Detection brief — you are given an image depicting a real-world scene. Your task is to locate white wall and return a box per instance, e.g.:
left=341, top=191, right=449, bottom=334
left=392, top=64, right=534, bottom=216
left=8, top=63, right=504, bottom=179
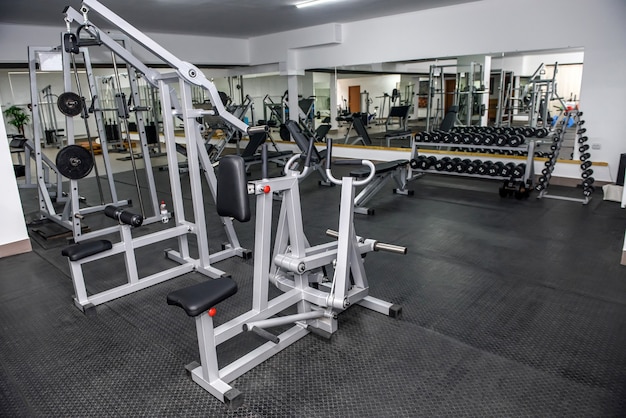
left=0, top=109, right=31, bottom=256
left=0, top=23, right=249, bottom=66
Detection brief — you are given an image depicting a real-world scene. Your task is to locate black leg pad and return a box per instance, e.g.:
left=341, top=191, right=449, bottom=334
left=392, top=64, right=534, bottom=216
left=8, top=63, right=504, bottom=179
left=61, top=240, right=112, bottom=261
left=167, top=278, right=238, bottom=317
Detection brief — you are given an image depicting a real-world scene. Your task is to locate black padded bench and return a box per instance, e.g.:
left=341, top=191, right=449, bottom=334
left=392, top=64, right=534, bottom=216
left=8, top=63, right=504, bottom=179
left=62, top=239, right=112, bottom=262
left=350, top=160, right=409, bottom=178
left=167, top=278, right=238, bottom=317
left=239, top=131, right=292, bottom=171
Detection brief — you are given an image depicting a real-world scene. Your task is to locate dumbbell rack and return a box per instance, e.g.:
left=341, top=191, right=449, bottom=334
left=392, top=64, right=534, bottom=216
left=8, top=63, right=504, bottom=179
left=408, top=138, right=537, bottom=196
left=536, top=110, right=592, bottom=204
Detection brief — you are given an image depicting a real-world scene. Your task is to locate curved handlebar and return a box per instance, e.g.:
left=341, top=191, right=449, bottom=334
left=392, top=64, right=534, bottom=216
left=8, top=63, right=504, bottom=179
left=283, top=153, right=314, bottom=179
left=325, top=138, right=376, bottom=186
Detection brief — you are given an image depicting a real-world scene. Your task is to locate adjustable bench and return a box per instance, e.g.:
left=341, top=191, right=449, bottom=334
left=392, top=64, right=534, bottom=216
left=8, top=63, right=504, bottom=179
left=350, top=160, right=413, bottom=215
left=347, top=117, right=414, bottom=214
left=383, top=105, right=413, bottom=146
left=284, top=120, right=331, bottom=185
left=239, top=131, right=293, bottom=172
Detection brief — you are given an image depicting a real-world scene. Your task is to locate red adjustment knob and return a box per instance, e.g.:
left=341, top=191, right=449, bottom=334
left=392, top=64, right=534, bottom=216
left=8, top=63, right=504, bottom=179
left=208, top=307, right=217, bottom=317
left=263, top=185, right=271, bottom=194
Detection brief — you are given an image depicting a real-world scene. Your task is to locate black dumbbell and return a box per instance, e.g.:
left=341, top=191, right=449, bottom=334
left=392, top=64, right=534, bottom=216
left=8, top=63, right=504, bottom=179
left=454, top=158, right=472, bottom=173
left=483, top=134, right=496, bottom=146
left=434, top=157, right=449, bottom=171
left=582, top=177, right=595, bottom=188
left=536, top=128, right=549, bottom=138
left=512, top=163, right=526, bottom=178
left=488, top=162, right=504, bottom=176
left=579, top=144, right=590, bottom=153
left=535, top=184, right=545, bottom=192
left=495, top=135, right=508, bottom=147
left=578, top=128, right=587, bottom=134
left=466, top=159, right=482, bottom=174
left=577, top=119, right=585, bottom=126
left=550, top=143, right=560, bottom=151
left=445, top=158, right=460, bottom=172
left=541, top=167, right=554, bottom=176
left=499, top=162, right=516, bottom=177
left=577, top=136, right=588, bottom=144
left=580, top=161, right=592, bottom=170
left=477, top=160, right=493, bottom=175
left=583, top=186, right=595, bottom=197
left=580, top=153, right=591, bottom=162
left=508, top=134, right=524, bottom=147
left=581, top=169, right=593, bottom=179
left=471, top=135, right=484, bottom=146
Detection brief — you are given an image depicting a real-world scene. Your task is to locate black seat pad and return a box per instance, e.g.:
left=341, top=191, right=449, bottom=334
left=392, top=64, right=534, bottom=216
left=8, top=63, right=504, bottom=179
left=350, top=159, right=408, bottom=178
left=242, top=150, right=292, bottom=162
left=384, top=130, right=412, bottom=138
left=61, top=240, right=112, bottom=262
left=167, top=278, right=238, bottom=317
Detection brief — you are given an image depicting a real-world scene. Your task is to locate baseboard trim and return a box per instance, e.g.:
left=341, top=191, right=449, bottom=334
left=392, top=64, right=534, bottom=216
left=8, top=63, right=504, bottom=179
left=0, top=239, right=32, bottom=258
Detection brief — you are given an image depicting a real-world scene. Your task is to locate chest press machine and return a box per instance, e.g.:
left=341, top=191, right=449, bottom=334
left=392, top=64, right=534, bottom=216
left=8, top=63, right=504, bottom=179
left=167, top=140, right=407, bottom=408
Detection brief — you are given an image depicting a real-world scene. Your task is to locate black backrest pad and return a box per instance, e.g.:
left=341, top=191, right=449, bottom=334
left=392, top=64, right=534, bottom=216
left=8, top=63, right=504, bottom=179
left=241, top=131, right=267, bottom=157
left=439, top=105, right=458, bottom=132
left=388, top=105, right=411, bottom=118
left=351, top=116, right=373, bottom=146
left=217, top=155, right=251, bottom=222
left=285, top=120, right=321, bottom=161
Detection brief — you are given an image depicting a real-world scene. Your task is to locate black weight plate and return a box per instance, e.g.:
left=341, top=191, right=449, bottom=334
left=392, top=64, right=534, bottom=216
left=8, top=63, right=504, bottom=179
left=57, top=92, right=83, bottom=117
left=56, top=145, right=94, bottom=179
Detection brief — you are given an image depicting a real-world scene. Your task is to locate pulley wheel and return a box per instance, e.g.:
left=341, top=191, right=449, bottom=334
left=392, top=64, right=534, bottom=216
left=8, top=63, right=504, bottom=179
left=57, top=92, right=83, bottom=117
left=56, top=145, right=94, bottom=179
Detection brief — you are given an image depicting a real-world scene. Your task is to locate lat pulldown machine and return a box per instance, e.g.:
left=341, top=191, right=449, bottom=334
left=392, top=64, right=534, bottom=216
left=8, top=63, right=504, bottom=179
left=168, top=141, right=407, bottom=407
left=59, top=0, right=254, bottom=311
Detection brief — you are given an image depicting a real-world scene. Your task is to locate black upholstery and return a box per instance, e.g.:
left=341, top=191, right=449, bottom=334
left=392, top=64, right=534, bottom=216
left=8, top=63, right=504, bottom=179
left=384, top=130, right=412, bottom=139
left=351, top=117, right=373, bottom=146
left=167, top=278, right=238, bottom=317
left=217, top=155, right=251, bottom=223
left=241, top=132, right=267, bottom=158
left=439, top=105, right=458, bottom=132
left=388, top=105, right=411, bottom=118
left=314, top=124, right=331, bottom=142
left=61, top=240, right=112, bottom=262
left=284, top=120, right=325, bottom=163
left=350, top=160, right=409, bottom=178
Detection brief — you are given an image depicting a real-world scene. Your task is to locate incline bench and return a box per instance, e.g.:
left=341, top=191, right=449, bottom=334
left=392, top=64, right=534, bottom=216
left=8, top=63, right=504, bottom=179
left=383, top=105, right=413, bottom=147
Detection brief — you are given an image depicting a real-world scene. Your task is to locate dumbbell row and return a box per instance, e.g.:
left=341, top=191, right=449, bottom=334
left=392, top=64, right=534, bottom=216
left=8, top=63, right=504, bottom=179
left=416, top=130, right=527, bottom=147
left=451, top=126, right=550, bottom=138
left=410, top=156, right=526, bottom=178
left=574, top=118, right=593, bottom=186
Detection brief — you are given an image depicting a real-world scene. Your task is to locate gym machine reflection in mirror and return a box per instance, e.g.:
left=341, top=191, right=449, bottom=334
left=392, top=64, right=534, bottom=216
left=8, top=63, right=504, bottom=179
left=167, top=140, right=406, bottom=407
left=59, top=0, right=251, bottom=311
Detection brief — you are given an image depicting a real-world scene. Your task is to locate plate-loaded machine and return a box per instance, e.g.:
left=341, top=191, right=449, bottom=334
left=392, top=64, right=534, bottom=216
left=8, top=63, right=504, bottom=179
left=59, top=1, right=252, bottom=311
left=167, top=140, right=407, bottom=407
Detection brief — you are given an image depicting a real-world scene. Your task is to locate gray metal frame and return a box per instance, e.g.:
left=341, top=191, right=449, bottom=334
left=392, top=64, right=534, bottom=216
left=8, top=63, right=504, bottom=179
left=184, top=156, right=403, bottom=405
left=61, top=0, right=250, bottom=311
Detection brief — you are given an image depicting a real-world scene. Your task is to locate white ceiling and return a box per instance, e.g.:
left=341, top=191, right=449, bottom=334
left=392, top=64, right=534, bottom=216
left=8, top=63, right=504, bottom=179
left=0, top=0, right=479, bottom=38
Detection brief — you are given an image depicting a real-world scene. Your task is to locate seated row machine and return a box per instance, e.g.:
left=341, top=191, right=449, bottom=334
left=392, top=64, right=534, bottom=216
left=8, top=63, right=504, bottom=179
left=167, top=141, right=407, bottom=407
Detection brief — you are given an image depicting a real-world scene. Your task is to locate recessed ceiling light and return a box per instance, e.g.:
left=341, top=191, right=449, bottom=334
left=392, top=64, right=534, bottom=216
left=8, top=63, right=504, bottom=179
left=296, top=0, right=339, bottom=9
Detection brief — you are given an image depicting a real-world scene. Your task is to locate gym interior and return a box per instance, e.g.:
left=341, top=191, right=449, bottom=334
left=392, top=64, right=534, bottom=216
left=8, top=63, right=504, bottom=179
left=1, top=0, right=625, bottom=416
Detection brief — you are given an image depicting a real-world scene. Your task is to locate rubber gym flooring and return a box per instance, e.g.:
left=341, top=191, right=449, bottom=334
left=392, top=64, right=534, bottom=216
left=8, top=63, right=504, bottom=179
left=1, top=162, right=626, bottom=417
